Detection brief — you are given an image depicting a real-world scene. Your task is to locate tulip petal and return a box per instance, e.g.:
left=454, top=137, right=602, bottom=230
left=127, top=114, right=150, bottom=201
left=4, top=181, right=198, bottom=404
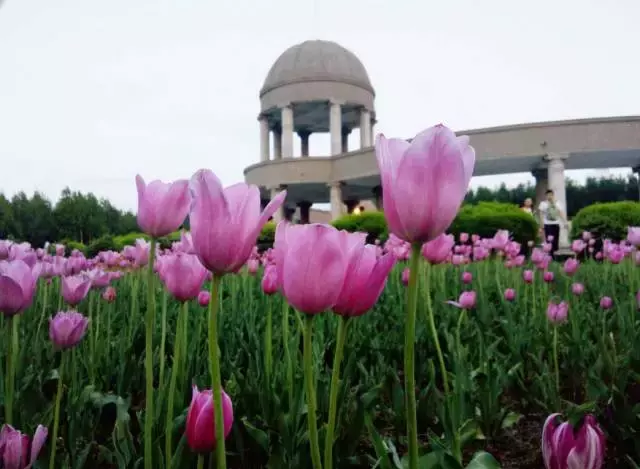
left=27, top=425, right=48, bottom=467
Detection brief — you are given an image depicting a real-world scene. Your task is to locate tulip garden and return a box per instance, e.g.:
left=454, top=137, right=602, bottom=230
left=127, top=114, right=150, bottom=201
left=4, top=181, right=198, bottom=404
left=1, top=126, right=639, bottom=469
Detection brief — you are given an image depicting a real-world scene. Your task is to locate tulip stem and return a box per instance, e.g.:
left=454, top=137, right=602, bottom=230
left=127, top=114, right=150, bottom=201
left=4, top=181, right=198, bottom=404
left=282, top=298, right=293, bottom=407
left=159, top=289, right=168, bottom=392
left=5, top=315, right=19, bottom=425
left=265, top=295, right=273, bottom=386
left=553, top=326, right=560, bottom=402
left=324, top=315, right=351, bottom=469
left=208, top=275, right=227, bottom=469
left=144, top=238, right=157, bottom=469
left=424, top=261, right=457, bottom=459
left=404, top=244, right=422, bottom=469
left=197, top=454, right=205, bottom=469
left=303, top=314, right=323, bottom=469
left=165, top=301, right=187, bottom=465
left=49, top=352, right=67, bottom=469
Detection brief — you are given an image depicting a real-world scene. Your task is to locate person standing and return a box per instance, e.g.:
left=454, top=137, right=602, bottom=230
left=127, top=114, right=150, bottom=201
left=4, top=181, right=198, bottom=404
left=538, top=189, right=568, bottom=255
left=521, top=197, right=534, bottom=214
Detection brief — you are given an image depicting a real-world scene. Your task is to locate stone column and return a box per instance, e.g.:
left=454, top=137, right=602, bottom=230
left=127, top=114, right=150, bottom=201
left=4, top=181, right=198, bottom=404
left=633, top=166, right=640, bottom=201
left=269, top=186, right=286, bottom=223
left=359, top=109, right=372, bottom=148
left=344, top=199, right=359, bottom=214
left=298, top=201, right=312, bottom=224
left=328, top=182, right=344, bottom=220
left=532, top=168, right=549, bottom=209
left=372, top=185, right=383, bottom=210
left=281, top=105, right=294, bottom=158
left=341, top=127, right=351, bottom=153
left=299, top=130, right=310, bottom=157
left=272, top=127, right=282, bottom=160
left=545, top=153, right=569, bottom=248
left=259, top=116, right=270, bottom=162
left=329, top=100, right=342, bottom=155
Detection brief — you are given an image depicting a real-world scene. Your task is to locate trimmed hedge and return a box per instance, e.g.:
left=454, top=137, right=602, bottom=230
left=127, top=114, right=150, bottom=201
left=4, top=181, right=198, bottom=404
left=570, top=201, right=640, bottom=241
left=331, top=211, right=388, bottom=244
left=331, top=202, right=538, bottom=246
left=258, top=222, right=276, bottom=252
left=449, top=202, right=538, bottom=246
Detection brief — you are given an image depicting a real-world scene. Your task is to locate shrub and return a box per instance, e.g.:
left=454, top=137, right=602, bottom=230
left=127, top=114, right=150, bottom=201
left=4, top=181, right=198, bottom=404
left=571, top=201, right=640, bottom=241
left=331, top=211, right=388, bottom=244
left=57, top=239, right=87, bottom=256
left=449, top=202, right=538, bottom=246
left=113, top=232, right=150, bottom=250
left=258, top=222, right=276, bottom=251
left=86, top=235, right=119, bottom=258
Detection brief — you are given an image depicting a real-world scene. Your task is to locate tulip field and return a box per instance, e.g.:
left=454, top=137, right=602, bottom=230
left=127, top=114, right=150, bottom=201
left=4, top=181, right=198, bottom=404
left=1, top=230, right=640, bottom=469
left=1, top=128, right=640, bottom=469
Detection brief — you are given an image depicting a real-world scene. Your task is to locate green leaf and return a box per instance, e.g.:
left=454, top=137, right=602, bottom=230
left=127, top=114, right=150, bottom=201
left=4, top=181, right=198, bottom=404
left=241, top=417, right=270, bottom=453
left=466, top=451, right=501, bottom=469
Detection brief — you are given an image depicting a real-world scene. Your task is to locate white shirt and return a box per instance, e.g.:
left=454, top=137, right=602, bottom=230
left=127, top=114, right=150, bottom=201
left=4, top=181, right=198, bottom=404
left=538, top=200, right=563, bottom=225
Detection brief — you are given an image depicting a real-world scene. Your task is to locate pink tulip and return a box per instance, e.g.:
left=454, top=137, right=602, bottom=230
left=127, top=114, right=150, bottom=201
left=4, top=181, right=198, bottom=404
left=261, top=264, right=278, bottom=295
left=523, top=270, right=534, bottom=284
left=247, top=258, right=259, bottom=275
left=189, top=169, right=285, bottom=274
left=491, top=230, right=510, bottom=251
left=571, top=240, right=586, bottom=254
left=459, top=232, right=469, bottom=243
left=0, top=240, right=12, bottom=260
left=563, top=259, right=579, bottom=276
left=401, top=267, right=410, bottom=286
left=102, top=286, right=116, bottom=303
left=461, top=271, right=473, bottom=284
left=421, top=233, right=455, bottom=264
left=158, top=253, right=208, bottom=302
left=571, top=283, right=584, bottom=296
left=599, top=296, right=613, bottom=310
left=197, top=290, right=210, bottom=307
left=504, top=288, right=516, bottom=301
left=185, top=385, right=233, bottom=453
left=62, top=274, right=92, bottom=307
left=135, top=175, right=190, bottom=238
left=85, top=268, right=111, bottom=289
left=274, top=224, right=362, bottom=315
left=0, top=260, right=38, bottom=316
left=544, top=271, right=555, bottom=283
left=448, top=291, right=476, bottom=309
left=0, top=423, right=48, bottom=469
left=627, top=226, right=640, bottom=246
left=332, top=242, right=396, bottom=317
left=374, top=125, right=475, bottom=243
left=49, top=311, right=89, bottom=350
left=547, top=301, right=569, bottom=324
left=542, top=413, right=605, bottom=469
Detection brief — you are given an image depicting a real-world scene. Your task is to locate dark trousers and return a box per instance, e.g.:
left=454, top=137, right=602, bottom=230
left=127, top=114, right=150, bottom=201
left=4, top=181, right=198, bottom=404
left=544, top=224, right=561, bottom=254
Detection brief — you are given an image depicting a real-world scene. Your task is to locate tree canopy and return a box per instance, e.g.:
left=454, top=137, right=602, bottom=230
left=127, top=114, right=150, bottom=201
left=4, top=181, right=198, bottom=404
left=0, top=174, right=638, bottom=247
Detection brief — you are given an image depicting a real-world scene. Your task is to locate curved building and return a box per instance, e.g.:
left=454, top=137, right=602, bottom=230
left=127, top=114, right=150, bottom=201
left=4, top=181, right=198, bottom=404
left=246, top=39, right=640, bottom=240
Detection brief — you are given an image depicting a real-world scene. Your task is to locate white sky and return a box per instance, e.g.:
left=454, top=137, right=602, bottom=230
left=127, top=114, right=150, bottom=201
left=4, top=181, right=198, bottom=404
left=1, top=0, right=638, bottom=212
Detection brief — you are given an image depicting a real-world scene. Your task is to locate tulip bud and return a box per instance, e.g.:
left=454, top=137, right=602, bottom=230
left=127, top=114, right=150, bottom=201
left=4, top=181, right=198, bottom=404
left=523, top=270, right=534, bottom=284
left=261, top=264, right=278, bottom=295
left=461, top=271, right=473, bottom=284
left=546, top=301, right=569, bottom=324
left=102, top=286, right=116, bottom=303
left=185, top=385, right=234, bottom=453
left=599, top=296, right=613, bottom=310
left=504, top=288, right=516, bottom=302
left=197, top=290, right=210, bottom=307
left=571, top=282, right=585, bottom=296
left=401, top=267, right=410, bottom=286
